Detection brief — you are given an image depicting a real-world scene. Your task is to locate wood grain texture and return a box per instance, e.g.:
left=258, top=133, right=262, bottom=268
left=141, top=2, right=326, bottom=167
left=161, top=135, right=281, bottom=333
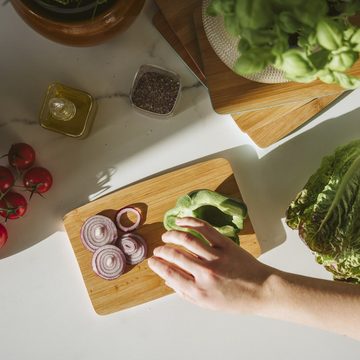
left=153, top=2, right=344, bottom=147
left=154, top=0, right=203, bottom=69
left=63, top=158, right=260, bottom=315
left=152, top=11, right=206, bottom=83
left=232, top=94, right=342, bottom=147
left=193, top=6, right=350, bottom=114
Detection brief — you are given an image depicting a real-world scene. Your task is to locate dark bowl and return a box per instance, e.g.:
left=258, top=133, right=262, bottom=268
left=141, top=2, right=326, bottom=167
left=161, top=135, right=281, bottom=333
left=10, top=0, right=145, bottom=46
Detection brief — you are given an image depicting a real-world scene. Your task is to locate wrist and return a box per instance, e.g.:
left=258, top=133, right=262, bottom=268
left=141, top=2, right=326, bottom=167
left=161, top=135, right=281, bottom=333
left=254, top=267, right=287, bottom=318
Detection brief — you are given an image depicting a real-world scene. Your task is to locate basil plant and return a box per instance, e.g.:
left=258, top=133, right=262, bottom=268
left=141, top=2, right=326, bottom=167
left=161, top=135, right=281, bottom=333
left=208, top=0, right=360, bottom=89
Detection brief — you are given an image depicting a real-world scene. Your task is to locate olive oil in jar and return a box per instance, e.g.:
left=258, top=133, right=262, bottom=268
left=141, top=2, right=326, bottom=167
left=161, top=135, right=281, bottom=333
left=39, top=83, right=97, bottom=139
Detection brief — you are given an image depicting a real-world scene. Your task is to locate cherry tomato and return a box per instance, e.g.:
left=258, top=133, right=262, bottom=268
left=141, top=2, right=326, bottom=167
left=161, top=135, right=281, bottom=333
left=0, top=224, right=8, bottom=249
left=8, top=143, right=36, bottom=170
left=23, top=167, right=53, bottom=196
left=0, top=166, right=15, bottom=193
left=0, top=192, right=27, bottom=220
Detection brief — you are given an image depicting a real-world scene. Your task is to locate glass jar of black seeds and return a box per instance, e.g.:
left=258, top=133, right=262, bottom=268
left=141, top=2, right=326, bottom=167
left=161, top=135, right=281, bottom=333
left=130, top=64, right=181, bottom=118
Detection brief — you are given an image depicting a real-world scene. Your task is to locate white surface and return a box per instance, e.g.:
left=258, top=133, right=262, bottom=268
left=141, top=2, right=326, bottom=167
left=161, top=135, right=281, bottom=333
left=0, top=1, right=359, bottom=359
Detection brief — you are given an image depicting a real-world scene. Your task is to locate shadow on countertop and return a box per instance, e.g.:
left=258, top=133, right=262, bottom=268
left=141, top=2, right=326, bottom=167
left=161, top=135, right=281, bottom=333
left=0, top=0, right=209, bottom=259
left=1, top=105, right=360, bottom=259
left=212, top=106, right=360, bottom=254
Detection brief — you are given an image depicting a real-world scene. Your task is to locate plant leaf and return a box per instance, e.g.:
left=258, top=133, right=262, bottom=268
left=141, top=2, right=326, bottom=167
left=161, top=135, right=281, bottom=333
left=316, top=18, right=344, bottom=50
left=327, top=51, right=359, bottom=72
left=286, top=140, right=360, bottom=282
left=235, top=0, right=273, bottom=30
left=234, top=48, right=273, bottom=74
left=277, top=49, right=316, bottom=77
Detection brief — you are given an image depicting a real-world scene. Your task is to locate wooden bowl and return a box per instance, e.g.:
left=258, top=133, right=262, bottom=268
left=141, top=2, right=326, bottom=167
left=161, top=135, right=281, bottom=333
left=10, top=0, right=145, bottom=46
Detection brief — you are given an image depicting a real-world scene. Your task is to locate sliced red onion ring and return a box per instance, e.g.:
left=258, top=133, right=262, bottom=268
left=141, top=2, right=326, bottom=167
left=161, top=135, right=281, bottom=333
left=80, top=215, right=118, bottom=252
left=116, top=207, right=142, bottom=232
left=117, top=233, right=147, bottom=265
left=92, top=245, right=126, bottom=280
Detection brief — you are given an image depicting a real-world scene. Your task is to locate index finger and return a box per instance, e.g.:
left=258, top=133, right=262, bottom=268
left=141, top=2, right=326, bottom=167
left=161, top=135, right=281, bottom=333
left=175, top=217, right=232, bottom=248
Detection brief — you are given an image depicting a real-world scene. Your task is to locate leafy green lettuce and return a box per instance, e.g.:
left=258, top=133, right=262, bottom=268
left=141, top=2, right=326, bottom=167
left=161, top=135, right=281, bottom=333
left=286, top=139, right=360, bottom=283
left=163, top=189, right=247, bottom=244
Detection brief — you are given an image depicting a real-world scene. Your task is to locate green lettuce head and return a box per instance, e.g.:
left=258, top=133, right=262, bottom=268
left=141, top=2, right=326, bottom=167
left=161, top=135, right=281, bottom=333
left=286, top=139, right=360, bottom=283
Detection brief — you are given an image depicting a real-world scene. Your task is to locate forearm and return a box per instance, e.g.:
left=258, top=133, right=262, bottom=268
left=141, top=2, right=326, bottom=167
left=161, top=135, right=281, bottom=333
left=259, top=269, right=360, bottom=340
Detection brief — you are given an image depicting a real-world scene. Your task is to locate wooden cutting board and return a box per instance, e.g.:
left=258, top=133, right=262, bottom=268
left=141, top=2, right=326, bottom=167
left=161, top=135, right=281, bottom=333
left=63, top=158, right=260, bottom=315
left=153, top=11, right=206, bottom=84
left=153, top=2, right=343, bottom=147
left=154, top=0, right=203, bottom=74
left=231, top=93, right=342, bottom=147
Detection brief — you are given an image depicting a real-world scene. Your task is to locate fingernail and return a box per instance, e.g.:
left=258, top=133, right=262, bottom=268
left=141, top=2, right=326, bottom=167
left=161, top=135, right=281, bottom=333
left=147, top=257, right=156, bottom=268
left=175, top=217, right=185, bottom=225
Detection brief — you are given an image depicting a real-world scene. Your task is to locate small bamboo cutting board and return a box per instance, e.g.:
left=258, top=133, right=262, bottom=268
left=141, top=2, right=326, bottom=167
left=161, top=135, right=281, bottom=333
left=63, top=158, right=260, bottom=315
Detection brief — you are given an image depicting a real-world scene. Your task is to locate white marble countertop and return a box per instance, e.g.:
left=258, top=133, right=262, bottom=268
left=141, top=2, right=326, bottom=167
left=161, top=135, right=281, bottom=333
left=0, top=1, right=360, bottom=359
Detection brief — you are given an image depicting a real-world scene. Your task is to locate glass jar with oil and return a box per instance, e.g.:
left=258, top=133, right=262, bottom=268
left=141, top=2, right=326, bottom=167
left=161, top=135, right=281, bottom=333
left=39, top=83, right=97, bottom=139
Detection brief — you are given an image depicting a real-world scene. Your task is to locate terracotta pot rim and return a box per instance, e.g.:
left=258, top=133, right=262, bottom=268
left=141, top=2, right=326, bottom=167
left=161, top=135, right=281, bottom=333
left=17, top=0, right=137, bottom=26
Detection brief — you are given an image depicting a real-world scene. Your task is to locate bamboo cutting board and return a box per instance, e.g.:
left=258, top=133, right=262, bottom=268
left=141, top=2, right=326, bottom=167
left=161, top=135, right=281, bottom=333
left=153, top=2, right=343, bottom=147
left=153, top=11, right=206, bottom=84
left=63, top=158, right=260, bottom=315
left=154, top=0, right=203, bottom=73
left=231, top=94, right=342, bottom=147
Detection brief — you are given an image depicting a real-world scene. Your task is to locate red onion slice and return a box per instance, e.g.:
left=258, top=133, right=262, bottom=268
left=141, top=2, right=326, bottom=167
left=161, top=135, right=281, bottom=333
left=117, top=233, right=147, bottom=265
left=92, top=245, right=126, bottom=280
left=80, top=215, right=118, bottom=252
left=116, top=207, right=142, bottom=232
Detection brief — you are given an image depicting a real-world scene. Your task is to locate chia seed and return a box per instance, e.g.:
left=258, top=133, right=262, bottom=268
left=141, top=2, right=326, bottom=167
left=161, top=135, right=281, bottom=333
left=131, top=71, right=180, bottom=115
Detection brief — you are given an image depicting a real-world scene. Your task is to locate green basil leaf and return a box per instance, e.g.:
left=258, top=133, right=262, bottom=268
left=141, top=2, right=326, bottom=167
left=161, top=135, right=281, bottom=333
left=224, top=15, right=241, bottom=36
left=316, top=18, right=344, bottom=50
left=206, top=0, right=223, bottom=16
left=344, top=27, right=356, bottom=41
left=271, top=37, right=290, bottom=57
left=207, top=0, right=235, bottom=16
left=278, top=49, right=316, bottom=77
left=293, top=0, right=328, bottom=27
left=285, top=73, right=318, bottom=83
left=235, top=0, right=273, bottom=30
left=332, top=71, right=360, bottom=89
left=328, top=51, right=359, bottom=72
left=309, top=49, right=331, bottom=69
left=317, top=69, right=336, bottom=84
left=272, top=0, right=303, bottom=12
left=277, top=12, right=300, bottom=34
left=350, top=28, right=360, bottom=46
left=234, top=48, right=273, bottom=75
left=221, top=0, right=236, bottom=14
left=238, top=38, right=250, bottom=53
left=298, top=31, right=318, bottom=52
left=241, top=28, right=276, bottom=46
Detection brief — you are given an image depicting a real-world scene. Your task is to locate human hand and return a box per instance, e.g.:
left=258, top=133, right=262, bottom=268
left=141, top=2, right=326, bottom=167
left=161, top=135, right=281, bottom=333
left=148, top=217, right=274, bottom=314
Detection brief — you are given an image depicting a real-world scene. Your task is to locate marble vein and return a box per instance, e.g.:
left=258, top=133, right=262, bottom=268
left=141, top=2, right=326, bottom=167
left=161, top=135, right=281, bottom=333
left=182, top=81, right=203, bottom=92
left=95, top=91, right=129, bottom=101
left=0, top=118, right=38, bottom=128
